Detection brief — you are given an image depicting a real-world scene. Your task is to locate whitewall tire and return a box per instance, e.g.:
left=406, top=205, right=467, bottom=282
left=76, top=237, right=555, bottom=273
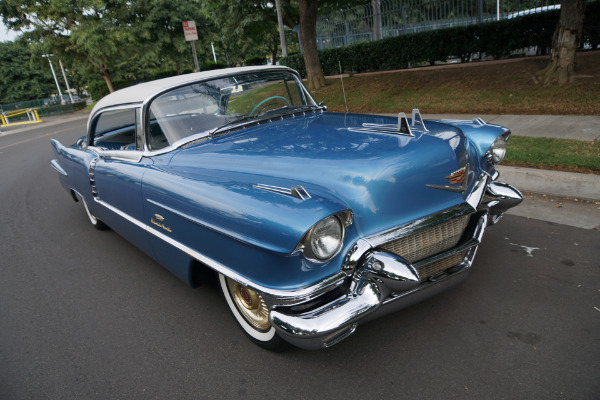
left=218, top=274, right=290, bottom=351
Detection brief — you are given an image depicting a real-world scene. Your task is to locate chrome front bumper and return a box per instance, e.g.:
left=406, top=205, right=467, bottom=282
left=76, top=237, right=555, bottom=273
left=269, top=179, right=522, bottom=350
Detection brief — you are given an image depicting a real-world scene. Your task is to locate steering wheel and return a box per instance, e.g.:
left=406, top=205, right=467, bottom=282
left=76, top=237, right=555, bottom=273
left=249, top=96, right=290, bottom=116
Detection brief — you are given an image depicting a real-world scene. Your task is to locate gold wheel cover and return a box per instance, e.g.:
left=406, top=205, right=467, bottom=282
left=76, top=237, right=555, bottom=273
left=226, top=278, right=271, bottom=331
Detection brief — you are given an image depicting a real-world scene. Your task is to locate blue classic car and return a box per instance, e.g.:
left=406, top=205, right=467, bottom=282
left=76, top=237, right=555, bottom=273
left=51, top=66, right=522, bottom=350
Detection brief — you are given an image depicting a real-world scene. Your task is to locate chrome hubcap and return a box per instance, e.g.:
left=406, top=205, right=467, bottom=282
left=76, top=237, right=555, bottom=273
left=226, top=278, right=270, bottom=331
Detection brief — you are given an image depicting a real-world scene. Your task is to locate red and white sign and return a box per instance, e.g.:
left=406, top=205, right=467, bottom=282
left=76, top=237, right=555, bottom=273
left=182, top=20, right=198, bottom=42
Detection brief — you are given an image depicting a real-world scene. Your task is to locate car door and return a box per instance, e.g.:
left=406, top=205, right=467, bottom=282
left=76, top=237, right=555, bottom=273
left=88, top=107, right=154, bottom=255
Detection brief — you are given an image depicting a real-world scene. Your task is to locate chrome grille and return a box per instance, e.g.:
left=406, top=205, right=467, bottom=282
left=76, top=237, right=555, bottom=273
left=417, top=252, right=466, bottom=282
left=380, top=215, right=470, bottom=263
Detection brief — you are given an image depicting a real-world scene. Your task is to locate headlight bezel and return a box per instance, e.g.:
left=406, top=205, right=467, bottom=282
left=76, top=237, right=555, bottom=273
left=296, top=211, right=352, bottom=262
left=484, top=131, right=511, bottom=165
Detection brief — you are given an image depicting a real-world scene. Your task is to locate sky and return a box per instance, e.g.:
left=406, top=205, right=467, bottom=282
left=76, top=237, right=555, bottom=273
left=0, top=20, right=18, bottom=42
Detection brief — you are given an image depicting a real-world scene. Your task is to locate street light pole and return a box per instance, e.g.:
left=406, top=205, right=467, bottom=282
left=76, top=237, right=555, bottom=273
left=42, top=54, right=63, bottom=102
left=275, top=0, right=288, bottom=58
left=59, top=59, right=74, bottom=103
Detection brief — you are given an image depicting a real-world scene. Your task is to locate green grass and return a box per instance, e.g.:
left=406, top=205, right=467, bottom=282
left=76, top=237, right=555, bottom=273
left=308, top=52, right=600, bottom=173
left=505, top=136, right=600, bottom=174
left=311, top=52, right=600, bottom=116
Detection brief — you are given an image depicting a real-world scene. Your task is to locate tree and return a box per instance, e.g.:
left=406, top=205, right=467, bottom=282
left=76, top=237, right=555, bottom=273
left=538, top=0, right=587, bottom=85
left=0, top=0, right=211, bottom=93
left=0, top=0, right=141, bottom=93
left=298, top=0, right=368, bottom=90
left=0, top=41, right=56, bottom=103
left=204, top=0, right=299, bottom=65
left=131, top=0, right=208, bottom=75
left=299, top=0, right=326, bottom=90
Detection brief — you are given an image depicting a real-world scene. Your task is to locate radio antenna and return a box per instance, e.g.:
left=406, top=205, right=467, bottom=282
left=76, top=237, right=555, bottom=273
left=339, top=61, right=349, bottom=114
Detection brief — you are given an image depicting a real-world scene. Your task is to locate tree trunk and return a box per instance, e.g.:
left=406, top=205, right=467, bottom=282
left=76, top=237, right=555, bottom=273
left=299, top=0, right=326, bottom=90
left=87, top=56, right=115, bottom=93
left=101, top=73, right=115, bottom=93
left=539, top=0, right=586, bottom=85
left=271, top=37, right=279, bottom=64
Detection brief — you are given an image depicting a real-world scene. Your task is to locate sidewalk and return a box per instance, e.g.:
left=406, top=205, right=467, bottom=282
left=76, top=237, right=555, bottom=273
left=422, top=114, right=600, bottom=142
left=0, top=109, right=90, bottom=137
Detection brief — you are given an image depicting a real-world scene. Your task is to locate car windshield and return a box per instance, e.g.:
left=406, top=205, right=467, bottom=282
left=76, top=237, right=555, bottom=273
left=147, top=70, right=316, bottom=150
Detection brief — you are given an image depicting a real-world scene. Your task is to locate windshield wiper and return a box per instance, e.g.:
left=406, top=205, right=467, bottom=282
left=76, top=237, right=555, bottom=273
left=208, top=105, right=323, bottom=138
left=208, top=115, right=258, bottom=138
left=256, top=104, right=321, bottom=118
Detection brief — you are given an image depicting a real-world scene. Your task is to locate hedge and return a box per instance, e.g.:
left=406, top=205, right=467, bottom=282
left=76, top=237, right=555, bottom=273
left=200, top=61, right=228, bottom=71
left=244, top=56, right=267, bottom=66
left=88, top=79, right=132, bottom=101
left=282, top=2, right=600, bottom=76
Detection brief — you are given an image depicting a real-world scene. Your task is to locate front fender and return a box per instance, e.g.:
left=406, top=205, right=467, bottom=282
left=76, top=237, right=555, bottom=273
left=434, top=119, right=510, bottom=172
left=142, top=166, right=350, bottom=255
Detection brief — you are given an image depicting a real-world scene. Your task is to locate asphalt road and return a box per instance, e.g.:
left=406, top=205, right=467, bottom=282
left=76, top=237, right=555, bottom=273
left=1, top=119, right=599, bottom=399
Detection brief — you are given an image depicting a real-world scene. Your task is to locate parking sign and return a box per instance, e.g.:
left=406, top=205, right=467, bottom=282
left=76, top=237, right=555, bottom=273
left=182, top=20, right=198, bottom=42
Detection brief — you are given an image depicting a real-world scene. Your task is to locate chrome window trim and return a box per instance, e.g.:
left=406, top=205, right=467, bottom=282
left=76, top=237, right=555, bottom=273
left=87, top=103, right=143, bottom=137
left=139, top=68, right=312, bottom=157
left=87, top=104, right=144, bottom=163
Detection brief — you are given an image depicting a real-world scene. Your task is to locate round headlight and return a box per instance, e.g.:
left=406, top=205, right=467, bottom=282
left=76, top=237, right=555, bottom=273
left=487, top=135, right=507, bottom=165
left=309, top=215, right=343, bottom=260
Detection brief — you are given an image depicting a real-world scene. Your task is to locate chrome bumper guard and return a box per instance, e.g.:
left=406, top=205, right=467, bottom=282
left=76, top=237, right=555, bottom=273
left=270, top=180, right=522, bottom=350
left=484, top=181, right=523, bottom=225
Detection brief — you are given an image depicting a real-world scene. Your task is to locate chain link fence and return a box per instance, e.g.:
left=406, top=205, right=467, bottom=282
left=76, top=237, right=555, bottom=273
left=316, top=0, right=560, bottom=49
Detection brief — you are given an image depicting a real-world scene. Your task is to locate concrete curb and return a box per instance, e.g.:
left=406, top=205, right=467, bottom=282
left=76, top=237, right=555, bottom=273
left=497, top=165, right=600, bottom=201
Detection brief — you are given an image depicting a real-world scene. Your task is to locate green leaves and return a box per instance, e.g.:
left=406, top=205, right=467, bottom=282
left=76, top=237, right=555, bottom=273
left=0, top=42, right=56, bottom=102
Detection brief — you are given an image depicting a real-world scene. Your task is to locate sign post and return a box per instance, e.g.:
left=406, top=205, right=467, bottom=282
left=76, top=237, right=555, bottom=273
left=183, top=20, right=200, bottom=72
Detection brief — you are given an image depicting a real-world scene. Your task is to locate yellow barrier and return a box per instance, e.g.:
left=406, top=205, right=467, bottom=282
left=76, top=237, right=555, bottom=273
left=0, top=108, right=43, bottom=127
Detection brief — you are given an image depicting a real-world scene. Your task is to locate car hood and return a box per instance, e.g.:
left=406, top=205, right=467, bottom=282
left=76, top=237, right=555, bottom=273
left=161, top=112, right=473, bottom=253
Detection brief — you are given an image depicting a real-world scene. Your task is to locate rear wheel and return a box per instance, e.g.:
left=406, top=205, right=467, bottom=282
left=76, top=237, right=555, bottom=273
left=81, top=197, right=108, bottom=230
left=218, top=274, right=290, bottom=351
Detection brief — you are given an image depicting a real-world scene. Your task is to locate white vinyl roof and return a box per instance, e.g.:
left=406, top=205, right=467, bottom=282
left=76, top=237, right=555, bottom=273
left=90, top=65, right=294, bottom=116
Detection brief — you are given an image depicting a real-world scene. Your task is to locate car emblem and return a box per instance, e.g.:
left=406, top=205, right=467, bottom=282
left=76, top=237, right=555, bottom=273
left=426, top=165, right=469, bottom=193
left=151, top=214, right=172, bottom=233
left=445, top=167, right=466, bottom=185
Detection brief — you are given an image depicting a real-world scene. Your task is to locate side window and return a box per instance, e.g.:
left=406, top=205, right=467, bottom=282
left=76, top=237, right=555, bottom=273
left=92, top=108, right=139, bottom=151
left=147, top=90, right=220, bottom=151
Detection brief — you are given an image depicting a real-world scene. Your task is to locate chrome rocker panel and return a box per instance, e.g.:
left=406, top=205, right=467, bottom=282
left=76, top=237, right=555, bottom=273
left=269, top=179, right=522, bottom=350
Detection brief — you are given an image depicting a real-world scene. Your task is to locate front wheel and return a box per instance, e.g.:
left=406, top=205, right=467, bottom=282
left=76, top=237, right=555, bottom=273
left=218, top=274, right=290, bottom=351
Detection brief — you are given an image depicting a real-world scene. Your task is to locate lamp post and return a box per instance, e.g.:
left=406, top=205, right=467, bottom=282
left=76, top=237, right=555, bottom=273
left=42, top=54, right=63, bottom=103
left=275, top=0, right=288, bottom=58
left=59, top=59, right=74, bottom=103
